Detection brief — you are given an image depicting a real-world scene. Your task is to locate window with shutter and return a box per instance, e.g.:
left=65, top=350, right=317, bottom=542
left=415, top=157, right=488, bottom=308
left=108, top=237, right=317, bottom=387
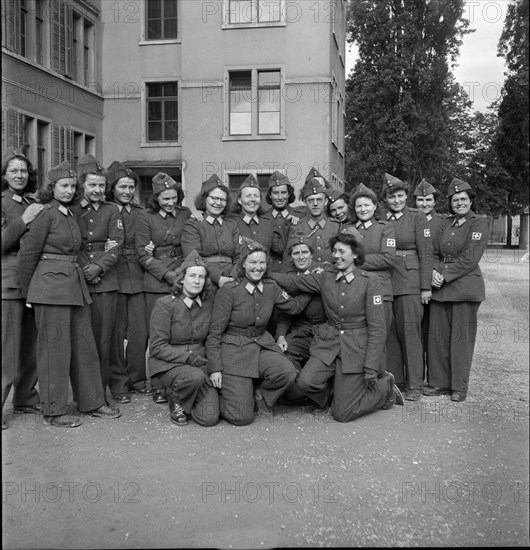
left=2, top=0, right=21, bottom=53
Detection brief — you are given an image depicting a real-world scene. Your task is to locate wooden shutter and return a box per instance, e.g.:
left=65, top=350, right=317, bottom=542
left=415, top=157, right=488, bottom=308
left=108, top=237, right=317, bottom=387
left=51, top=0, right=66, bottom=73
left=2, top=0, right=20, bottom=53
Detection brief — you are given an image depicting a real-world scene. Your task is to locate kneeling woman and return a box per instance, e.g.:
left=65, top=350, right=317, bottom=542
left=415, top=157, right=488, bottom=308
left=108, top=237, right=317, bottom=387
left=270, top=228, right=403, bottom=422
left=149, top=251, right=220, bottom=426
left=206, top=238, right=310, bottom=426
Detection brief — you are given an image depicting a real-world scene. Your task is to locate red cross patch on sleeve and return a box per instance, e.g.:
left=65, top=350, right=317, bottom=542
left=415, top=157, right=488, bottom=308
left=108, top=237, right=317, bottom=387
left=282, top=291, right=291, bottom=300
left=387, top=238, right=396, bottom=247
left=373, top=295, right=382, bottom=305
left=117, top=220, right=123, bottom=229
left=472, top=232, right=482, bottom=240
left=424, top=228, right=431, bottom=238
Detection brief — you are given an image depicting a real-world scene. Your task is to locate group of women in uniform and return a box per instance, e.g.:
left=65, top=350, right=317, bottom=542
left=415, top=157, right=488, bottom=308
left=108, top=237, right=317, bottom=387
left=2, top=148, right=488, bottom=429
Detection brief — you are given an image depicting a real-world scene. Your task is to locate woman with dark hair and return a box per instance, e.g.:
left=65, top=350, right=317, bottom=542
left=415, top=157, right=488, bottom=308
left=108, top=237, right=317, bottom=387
left=381, top=173, right=433, bottom=401
left=106, top=161, right=150, bottom=402
left=206, top=237, right=310, bottom=426
left=350, top=182, right=396, bottom=373
left=181, top=174, right=240, bottom=289
left=327, top=190, right=353, bottom=227
left=149, top=250, right=219, bottom=426
left=427, top=178, right=488, bottom=402
left=270, top=227, right=402, bottom=422
left=1, top=147, right=43, bottom=429
left=136, top=172, right=191, bottom=403
left=18, top=161, right=121, bottom=428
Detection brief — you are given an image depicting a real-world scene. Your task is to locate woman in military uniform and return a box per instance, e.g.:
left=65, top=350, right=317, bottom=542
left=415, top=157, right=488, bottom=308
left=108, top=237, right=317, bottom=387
left=106, top=161, right=150, bottom=402
left=206, top=238, right=310, bottom=426
left=181, top=174, right=240, bottom=289
left=149, top=250, right=219, bottom=427
left=427, top=178, right=488, bottom=402
left=350, top=182, right=396, bottom=373
left=270, top=227, right=402, bottom=422
left=327, top=190, right=353, bottom=228
left=18, top=162, right=121, bottom=427
left=1, top=147, right=43, bottom=429
left=136, top=172, right=191, bottom=403
left=382, top=173, right=433, bottom=401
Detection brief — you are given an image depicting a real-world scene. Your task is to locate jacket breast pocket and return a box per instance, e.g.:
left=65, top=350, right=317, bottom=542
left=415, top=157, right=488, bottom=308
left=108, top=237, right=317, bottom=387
left=405, top=254, right=420, bottom=270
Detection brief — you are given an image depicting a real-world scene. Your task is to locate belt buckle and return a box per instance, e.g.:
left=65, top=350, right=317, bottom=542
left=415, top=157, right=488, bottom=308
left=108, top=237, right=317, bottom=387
left=85, top=243, right=93, bottom=252
left=170, top=249, right=176, bottom=258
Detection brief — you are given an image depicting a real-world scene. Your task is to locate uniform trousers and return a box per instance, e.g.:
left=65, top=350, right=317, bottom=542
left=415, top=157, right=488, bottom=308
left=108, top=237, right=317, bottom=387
left=89, top=292, right=118, bottom=393
left=332, top=365, right=390, bottom=423
left=1, top=299, right=39, bottom=409
left=219, top=350, right=297, bottom=426
left=109, top=292, right=148, bottom=395
left=379, top=300, right=393, bottom=374
left=33, top=304, right=105, bottom=416
left=281, top=327, right=315, bottom=404
left=144, top=292, right=166, bottom=390
left=156, top=364, right=219, bottom=426
left=386, top=294, right=424, bottom=389
left=427, top=301, right=480, bottom=393
left=295, top=356, right=335, bottom=408
left=421, top=302, right=432, bottom=382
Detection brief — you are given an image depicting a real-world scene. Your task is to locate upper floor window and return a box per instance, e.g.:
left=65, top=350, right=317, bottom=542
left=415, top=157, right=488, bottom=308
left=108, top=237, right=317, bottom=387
left=146, top=82, right=178, bottom=142
left=223, top=0, right=285, bottom=28
left=146, top=0, right=178, bottom=40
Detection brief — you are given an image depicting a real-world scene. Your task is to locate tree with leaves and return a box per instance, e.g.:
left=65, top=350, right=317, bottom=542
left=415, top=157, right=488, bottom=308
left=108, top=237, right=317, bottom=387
left=345, top=0, right=471, bottom=196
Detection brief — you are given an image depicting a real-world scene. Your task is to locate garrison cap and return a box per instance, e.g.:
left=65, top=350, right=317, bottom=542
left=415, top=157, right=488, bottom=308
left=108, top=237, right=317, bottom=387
left=107, top=161, right=137, bottom=186
left=351, top=182, right=378, bottom=204
left=327, top=189, right=344, bottom=204
left=201, top=173, right=226, bottom=195
left=77, top=154, right=105, bottom=178
left=175, top=250, right=208, bottom=277
left=152, top=172, right=180, bottom=194
left=413, top=178, right=437, bottom=197
left=287, top=231, right=314, bottom=254
left=239, top=173, right=260, bottom=191
left=48, top=161, right=76, bottom=183
left=2, top=146, right=29, bottom=165
left=381, top=173, right=408, bottom=196
left=301, top=177, right=327, bottom=200
left=268, top=171, right=291, bottom=189
left=240, top=236, right=265, bottom=261
left=447, top=178, right=473, bottom=197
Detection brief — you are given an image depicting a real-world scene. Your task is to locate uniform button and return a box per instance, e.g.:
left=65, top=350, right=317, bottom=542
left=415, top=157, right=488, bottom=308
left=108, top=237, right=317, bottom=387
left=89, top=219, right=94, bottom=223
left=340, top=305, right=344, bottom=309
left=341, top=292, right=345, bottom=296
left=90, top=254, right=94, bottom=259
left=256, top=316, right=260, bottom=320
left=340, top=330, right=344, bottom=335
left=89, top=231, right=93, bottom=235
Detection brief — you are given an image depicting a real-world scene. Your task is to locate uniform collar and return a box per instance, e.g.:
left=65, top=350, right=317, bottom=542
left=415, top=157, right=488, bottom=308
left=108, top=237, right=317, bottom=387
left=336, top=270, right=355, bottom=283
left=51, top=199, right=72, bottom=216
left=242, top=214, right=259, bottom=225
left=205, top=215, right=222, bottom=225
left=387, top=211, right=403, bottom=221
left=182, top=296, right=202, bottom=309
left=308, top=217, right=326, bottom=229
left=272, top=209, right=289, bottom=219
left=158, top=209, right=176, bottom=219
left=426, top=213, right=432, bottom=222
left=244, top=280, right=264, bottom=294
left=80, top=198, right=101, bottom=211
left=452, top=215, right=469, bottom=227
left=356, top=220, right=373, bottom=229
left=116, top=204, right=131, bottom=213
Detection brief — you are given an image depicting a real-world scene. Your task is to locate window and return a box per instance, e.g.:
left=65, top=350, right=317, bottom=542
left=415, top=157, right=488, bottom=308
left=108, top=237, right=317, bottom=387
left=146, top=0, right=178, bottom=40
left=227, top=0, right=282, bottom=25
left=35, top=0, right=46, bottom=65
left=37, top=120, right=49, bottom=182
left=146, top=82, right=178, bottom=142
left=20, top=0, right=27, bottom=57
left=227, top=68, right=284, bottom=139
left=83, top=20, right=94, bottom=85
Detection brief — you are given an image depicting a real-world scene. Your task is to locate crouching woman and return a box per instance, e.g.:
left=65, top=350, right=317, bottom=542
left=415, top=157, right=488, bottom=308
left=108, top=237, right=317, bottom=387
left=149, top=250, right=220, bottom=426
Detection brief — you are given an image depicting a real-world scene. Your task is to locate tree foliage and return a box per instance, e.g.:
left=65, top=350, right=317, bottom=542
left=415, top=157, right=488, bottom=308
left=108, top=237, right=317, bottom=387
left=345, top=0, right=471, bottom=197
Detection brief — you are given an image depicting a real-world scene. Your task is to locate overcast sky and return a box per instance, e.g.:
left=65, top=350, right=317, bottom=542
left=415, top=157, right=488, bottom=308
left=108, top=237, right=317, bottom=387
left=345, top=1, right=508, bottom=113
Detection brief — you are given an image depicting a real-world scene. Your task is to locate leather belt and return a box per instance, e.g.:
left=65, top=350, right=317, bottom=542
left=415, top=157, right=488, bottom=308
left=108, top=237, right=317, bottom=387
left=153, top=248, right=181, bottom=260
left=305, top=316, right=327, bottom=325
left=81, top=242, right=106, bottom=252
left=395, top=249, right=417, bottom=256
left=330, top=321, right=367, bottom=330
left=40, top=253, right=78, bottom=262
left=443, top=257, right=456, bottom=263
left=225, top=326, right=265, bottom=338
left=171, top=342, right=204, bottom=352
left=204, top=255, right=233, bottom=264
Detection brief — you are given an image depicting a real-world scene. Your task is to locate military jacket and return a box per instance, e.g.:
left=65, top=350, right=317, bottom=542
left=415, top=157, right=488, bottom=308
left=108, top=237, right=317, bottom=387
left=114, top=202, right=144, bottom=294
left=355, top=219, right=396, bottom=301
left=432, top=213, right=488, bottom=303
left=427, top=211, right=445, bottom=237
left=136, top=206, right=191, bottom=293
left=181, top=215, right=240, bottom=285
left=385, top=207, right=433, bottom=295
left=148, top=293, right=214, bottom=377
left=71, top=198, right=124, bottom=293
left=264, top=204, right=307, bottom=266
left=270, top=266, right=386, bottom=375
left=283, top=216, right=341, bottom=263
left=1, top=188, right=35, bottom=299
left=18, top=199, right=92, bottom=306
left=206, top=278, right=310, bottom=377
left=229, top=212, right=275, bottom=253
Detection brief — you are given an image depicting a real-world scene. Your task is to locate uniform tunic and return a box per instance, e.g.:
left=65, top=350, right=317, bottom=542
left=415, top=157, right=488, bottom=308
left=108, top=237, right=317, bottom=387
left=229, top=212, right=274, bottom=253
left=149, top=294, right=219, bottom=426
left=385, top=206, right=433, bottom=390
left=270, top=266, right=390, bottom=422
left=206, top=278, right=310, bottom=425
left=108, top=202, right=149, bottom=396
left=18, top=199, right=105, bottom=416
left=136, top=206, right=191, bottom=319
left=428, top=213, right=488, bottom=393
left=181, top=215, right=240, bottom=286
left=264, top=204, right=307, bottom=271
left=71, top=198, right=124, bottom=392
left=1, top=188, right=39, bottom=411
left=283, top=216, right=341, bottom=264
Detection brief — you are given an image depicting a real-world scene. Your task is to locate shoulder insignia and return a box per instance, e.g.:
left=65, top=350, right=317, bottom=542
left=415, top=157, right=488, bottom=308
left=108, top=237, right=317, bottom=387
left=373, top=295, right=382, bottom=305
left=424, top=228, right=431, bottom=238
left=471, top=232, right=482, bottom=240
left=387, top=238, right=396, bottom=247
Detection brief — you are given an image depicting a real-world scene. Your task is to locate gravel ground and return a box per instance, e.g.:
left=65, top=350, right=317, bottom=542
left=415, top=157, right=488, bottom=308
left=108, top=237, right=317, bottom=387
left=2, top=247, right=529, bottom=548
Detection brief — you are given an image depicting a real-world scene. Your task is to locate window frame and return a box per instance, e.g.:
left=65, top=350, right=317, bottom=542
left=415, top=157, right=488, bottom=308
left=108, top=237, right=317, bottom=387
left=223, top=65, right=286, bottom=141
left=140, top=0, right=181, bottom=44
left=222, top=0, right=286, bottom=29
left=141, top=79, right=181, bottom=147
